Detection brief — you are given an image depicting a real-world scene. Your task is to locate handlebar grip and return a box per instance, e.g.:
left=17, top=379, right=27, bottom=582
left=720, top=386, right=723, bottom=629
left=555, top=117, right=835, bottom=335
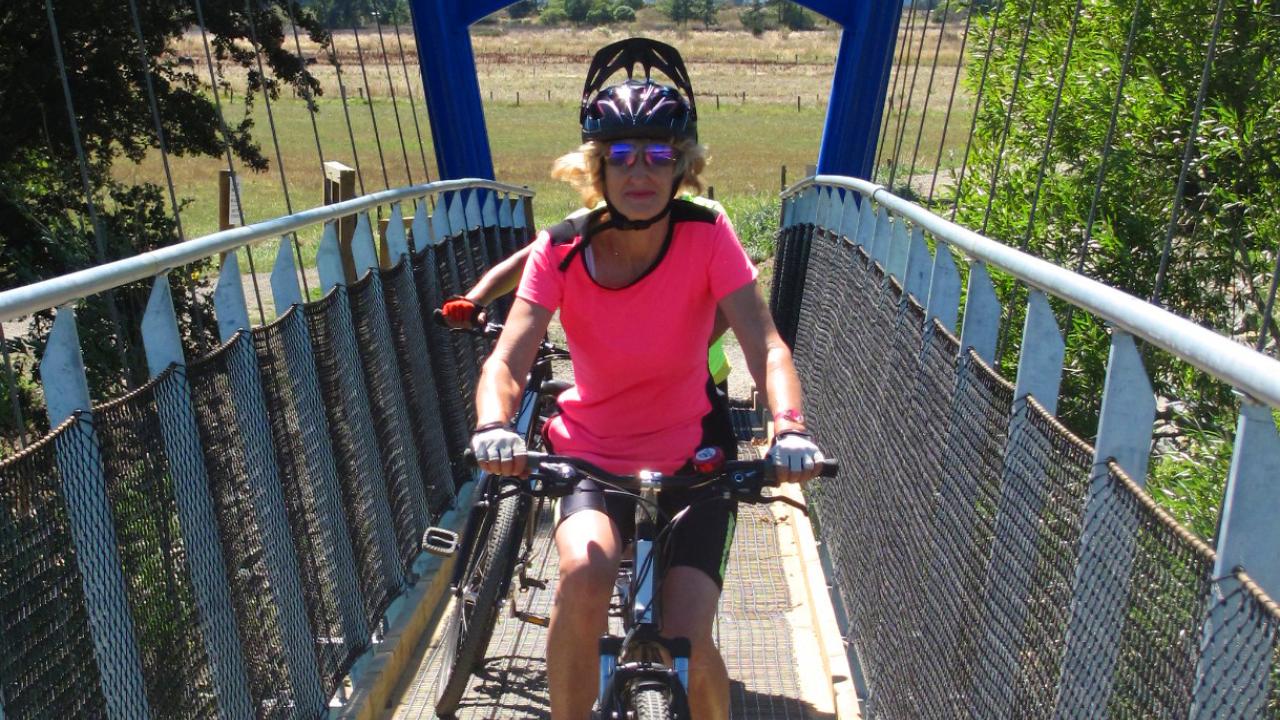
left=818, top=458, right=839, bottom=478
left=431, top=308, right=447, bottom=326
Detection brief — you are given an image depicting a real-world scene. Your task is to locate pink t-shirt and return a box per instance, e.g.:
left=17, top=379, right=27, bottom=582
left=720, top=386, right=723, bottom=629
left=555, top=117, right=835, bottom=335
left=516, top=202, right=757, bottom=474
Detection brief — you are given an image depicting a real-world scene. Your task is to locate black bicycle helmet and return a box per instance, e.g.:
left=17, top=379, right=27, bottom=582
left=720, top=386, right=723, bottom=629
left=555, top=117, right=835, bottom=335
left=580, top=37, right=698, bottom=144
left=577, top=38, right=699, bottom=232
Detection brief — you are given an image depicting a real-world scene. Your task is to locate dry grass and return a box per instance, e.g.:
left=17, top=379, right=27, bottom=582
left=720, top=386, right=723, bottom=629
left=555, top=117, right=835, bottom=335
left=136, top=24, right=972, bottom=271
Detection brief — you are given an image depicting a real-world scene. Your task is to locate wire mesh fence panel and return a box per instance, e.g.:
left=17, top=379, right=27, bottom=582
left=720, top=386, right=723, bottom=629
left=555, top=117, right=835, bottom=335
left=970, top=399, right=1094, bottom=720
left=769, top=214, right=813, bottom=348
left=305, top=290, right=400, bottom=629
left=0, top=420, right=108, bottom=719
left=186, top=335, right=299, bottom=719
left=380, top=260, right=455, bottom=518
left=433, top=237, right=482, bottom=435
left=411, top=244, right=471, bottom=491
left=1192, top=570, right=1280, bottom=719
left=252, top=310, right=363, bottom=697
left=93, top=371, right=220, bottom=718
left=451, top=230, right=493, bottom=383
left=347, top=272, right=427, bottom=571
left=1061, top=462, right=1217, bottom=719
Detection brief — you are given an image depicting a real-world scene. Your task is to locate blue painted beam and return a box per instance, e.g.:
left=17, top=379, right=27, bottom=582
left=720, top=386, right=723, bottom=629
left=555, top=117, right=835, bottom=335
left=407, top=0, right=496, bottom=180
left=795, top=0, right=903, bottom=179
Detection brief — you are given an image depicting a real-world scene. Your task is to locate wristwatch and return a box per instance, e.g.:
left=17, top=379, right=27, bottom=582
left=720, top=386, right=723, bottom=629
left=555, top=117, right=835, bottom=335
left=774, top=408, right=806, bottom=426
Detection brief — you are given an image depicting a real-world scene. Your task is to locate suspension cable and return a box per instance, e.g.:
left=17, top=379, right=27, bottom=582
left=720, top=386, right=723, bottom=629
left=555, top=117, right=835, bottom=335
left=392, top=17, right=431, bottom=181
left=372, top=9, right=413, bottom=186
left=1150, top=0, right=1228, bottom=307
left=950, top=0, right=1006, bottom=222
left=887, top=1, right=933, bottom=191
left=1020, top=0, right=1085, bottom=252
left=245, top=0, right=310, bottom=300
left=1061, top=0, right=1144, bottom=337
left=126, top=0, right=220, bottom=351
left=929, top=2, right=974, bottom=205
left=351, top=23, right=391, bottom=191
left=192, top=0, right=267, bottom=326
left=1075, top=0, right=1144, bottom=276
left=285, top=1, right=327, bottom=174
left=44, top=0, right=137, bottom=385
left=980, top=0, right=1039, bottom=236
left=328, top=25, right=368, bottom=195
left=908, top=0, right=952, bottom=200
left=875, top=1, right=919, bottom=183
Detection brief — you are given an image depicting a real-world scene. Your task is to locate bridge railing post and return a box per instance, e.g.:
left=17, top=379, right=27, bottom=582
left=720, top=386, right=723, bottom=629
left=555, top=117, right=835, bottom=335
left=213, top=256, right=329, bottom=716
left=1052, top=330, right=1156, bottom=716
left=1190, top=398, right=1280, bottom=717
left=970, top=288, right=1065, bottom=718
left=38, top=309, right=153, bottom=720
left=141, top=275, right=255, bottom=719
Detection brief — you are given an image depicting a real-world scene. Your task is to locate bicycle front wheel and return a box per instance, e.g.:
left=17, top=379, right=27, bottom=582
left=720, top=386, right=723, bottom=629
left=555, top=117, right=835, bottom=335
left=433, top=489, right=525, bottom=716
left=628, top=685, right=674, bottom=720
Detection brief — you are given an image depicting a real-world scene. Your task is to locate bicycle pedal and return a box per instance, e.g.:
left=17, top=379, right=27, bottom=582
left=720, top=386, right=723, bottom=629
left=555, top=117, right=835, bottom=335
left=422, top=527, right=459, bottom=557
left=519, top=575, right=548, bottom=591
left=513, top=609, right=550, bottom=627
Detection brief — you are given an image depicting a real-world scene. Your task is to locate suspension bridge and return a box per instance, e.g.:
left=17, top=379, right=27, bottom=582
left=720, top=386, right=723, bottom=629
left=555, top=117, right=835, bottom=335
left=0, top=1, right=1278, bottom=719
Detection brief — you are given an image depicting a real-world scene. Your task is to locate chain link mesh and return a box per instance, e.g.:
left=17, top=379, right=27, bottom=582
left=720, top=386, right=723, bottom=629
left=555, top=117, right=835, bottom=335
left=305, top=289, right=402, bottom=629
left=253, top=309, right=365, bottom=696
left=348, top=271, right=429, bottom=571
left=0, top=420, right=107, bottom=719
left=380, top=261, right=456, bottom=517
left=781, top=199, right=1280, bottom=719
left=413, top=241, right=476, bottom=490
left=186, top=334, right=303, bottom=719
left=93, top=370, right=220, bottom=718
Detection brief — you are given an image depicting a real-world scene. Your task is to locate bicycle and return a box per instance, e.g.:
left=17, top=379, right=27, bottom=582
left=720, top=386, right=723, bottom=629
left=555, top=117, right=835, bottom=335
left=423, top=317, right=570, bottom=717
left=473, top=450, right=839, bottom=720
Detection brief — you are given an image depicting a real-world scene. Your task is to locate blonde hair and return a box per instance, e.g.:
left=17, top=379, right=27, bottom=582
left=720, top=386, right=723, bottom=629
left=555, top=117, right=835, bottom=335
left=551, top=139, right=709, bottom=208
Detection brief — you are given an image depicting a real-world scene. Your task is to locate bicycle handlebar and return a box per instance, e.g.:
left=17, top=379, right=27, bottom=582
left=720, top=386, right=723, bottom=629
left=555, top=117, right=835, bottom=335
left=469, top=450, right=838, bottom=507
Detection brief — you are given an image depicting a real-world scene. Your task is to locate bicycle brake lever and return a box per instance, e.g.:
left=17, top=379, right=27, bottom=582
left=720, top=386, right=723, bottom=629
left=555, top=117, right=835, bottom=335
left=770, top=493, right=809, bottom=515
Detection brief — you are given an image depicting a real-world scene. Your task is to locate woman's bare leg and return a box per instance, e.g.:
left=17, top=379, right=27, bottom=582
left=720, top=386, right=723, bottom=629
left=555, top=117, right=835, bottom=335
left=662, top=566, right=729, bottom=720
left=547, top=509, right=622, bottom=719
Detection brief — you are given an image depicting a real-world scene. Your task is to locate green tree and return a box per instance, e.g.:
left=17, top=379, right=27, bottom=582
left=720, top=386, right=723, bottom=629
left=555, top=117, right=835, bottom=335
left=949, top=0, right=1280, bottom=443
left=740, top=0, right=768, bottom=35
left=661, top=0, right=695, bottom=25
left=562, top=0, right=592, bottom=22
left=0, top=0, right=324, bottom=436
left=698, top=0, right=719, bottom=28
left=507, top=0, right=540, bottom=19
left=772, top=0, right=813, bottom=30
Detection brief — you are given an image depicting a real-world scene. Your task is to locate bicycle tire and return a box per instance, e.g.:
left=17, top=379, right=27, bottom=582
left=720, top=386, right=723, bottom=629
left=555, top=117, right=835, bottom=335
left=433, top=489, right=526, bottom=716
left=628, top=685, right=674, bottom=720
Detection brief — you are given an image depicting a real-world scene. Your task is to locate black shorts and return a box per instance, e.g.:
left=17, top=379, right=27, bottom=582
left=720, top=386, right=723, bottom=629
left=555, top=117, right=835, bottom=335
left=555, top=378, right=739, bottom=589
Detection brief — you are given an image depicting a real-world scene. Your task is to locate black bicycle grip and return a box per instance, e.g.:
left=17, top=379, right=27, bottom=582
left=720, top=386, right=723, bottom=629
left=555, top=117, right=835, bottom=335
left=817, top=458, right=839, bottom=477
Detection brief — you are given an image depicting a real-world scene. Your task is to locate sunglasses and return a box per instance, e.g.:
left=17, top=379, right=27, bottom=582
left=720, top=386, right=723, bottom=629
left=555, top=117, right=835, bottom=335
left=604, top=142, right=680, bottom=169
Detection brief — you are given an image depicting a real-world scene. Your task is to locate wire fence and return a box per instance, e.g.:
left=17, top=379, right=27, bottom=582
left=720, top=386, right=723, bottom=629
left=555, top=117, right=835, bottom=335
left=776, top=178, right=1280, bottom=719
left=0, top=180, right=534, bottom=719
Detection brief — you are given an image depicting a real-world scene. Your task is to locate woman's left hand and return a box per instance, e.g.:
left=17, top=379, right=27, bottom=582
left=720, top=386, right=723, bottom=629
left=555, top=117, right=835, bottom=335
left=768, top=431, right=825, bottom=484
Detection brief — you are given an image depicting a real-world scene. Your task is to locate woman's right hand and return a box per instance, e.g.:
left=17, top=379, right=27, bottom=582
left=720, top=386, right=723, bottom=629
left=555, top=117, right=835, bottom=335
left=470, top=425, right=528, bottom=477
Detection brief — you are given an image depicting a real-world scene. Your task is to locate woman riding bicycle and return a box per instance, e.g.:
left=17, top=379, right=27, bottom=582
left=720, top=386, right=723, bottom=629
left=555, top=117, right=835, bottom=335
left=470, top=38, right=825, bottom=720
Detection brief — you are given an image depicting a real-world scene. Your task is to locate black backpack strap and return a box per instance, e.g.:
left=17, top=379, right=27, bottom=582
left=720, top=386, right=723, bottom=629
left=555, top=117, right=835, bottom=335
left=555, top=208, right=607, bottom=271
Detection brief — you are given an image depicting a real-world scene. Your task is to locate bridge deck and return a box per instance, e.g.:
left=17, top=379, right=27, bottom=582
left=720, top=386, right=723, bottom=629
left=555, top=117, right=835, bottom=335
left=388, top=440, right=851, bottom=719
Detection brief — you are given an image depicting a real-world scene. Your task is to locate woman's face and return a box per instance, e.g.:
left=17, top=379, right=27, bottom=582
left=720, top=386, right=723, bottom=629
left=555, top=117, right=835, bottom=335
left=602, top=139, right=679, bottom=220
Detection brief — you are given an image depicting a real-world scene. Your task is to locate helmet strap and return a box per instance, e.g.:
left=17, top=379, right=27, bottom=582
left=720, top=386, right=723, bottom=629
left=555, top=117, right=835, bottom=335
left=598, top=176, right=682, bottom=232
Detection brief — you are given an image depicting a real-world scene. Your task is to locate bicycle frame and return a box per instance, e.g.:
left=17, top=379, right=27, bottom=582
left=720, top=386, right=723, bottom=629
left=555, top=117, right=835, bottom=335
left=594, top=477, right=694, bottom=719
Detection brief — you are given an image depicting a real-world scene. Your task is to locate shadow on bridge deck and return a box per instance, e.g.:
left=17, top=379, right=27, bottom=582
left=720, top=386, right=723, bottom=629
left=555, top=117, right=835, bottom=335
left=387, top=440, right=852, bottom=719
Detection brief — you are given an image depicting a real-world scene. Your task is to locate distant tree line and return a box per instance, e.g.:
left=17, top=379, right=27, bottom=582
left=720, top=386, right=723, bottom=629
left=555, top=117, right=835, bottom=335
left=508, top=0, right=819, bottom=31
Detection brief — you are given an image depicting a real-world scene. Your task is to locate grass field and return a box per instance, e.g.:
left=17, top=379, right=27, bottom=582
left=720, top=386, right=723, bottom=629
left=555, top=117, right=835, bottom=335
left=120, top=24, right=972, bottom=272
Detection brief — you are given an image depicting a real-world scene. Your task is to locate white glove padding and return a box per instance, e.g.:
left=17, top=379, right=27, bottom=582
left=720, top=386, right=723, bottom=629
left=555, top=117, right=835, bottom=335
left=470, top=427, right=526, bottom=466
left=768, top=431, right=824, bottom=475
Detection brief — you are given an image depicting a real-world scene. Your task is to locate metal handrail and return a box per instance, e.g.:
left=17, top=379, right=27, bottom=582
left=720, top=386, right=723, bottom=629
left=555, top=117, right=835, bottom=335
left=784, top=174, right=1280, bottom=409
left=0, top=178, right=533, bottom=322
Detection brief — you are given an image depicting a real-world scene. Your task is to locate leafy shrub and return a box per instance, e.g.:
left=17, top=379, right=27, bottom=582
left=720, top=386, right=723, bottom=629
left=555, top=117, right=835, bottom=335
left=722, top=193, right=780, bottom=263
left=586, top=1, right=614, bottom=25
left=612, top=5, right=636, bottom=22
left=539, top=6, right=568, bottom=25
